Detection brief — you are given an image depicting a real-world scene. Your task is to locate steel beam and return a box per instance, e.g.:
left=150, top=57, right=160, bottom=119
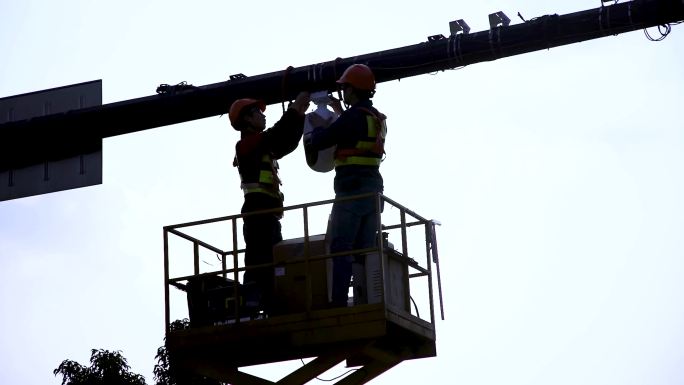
left=1, top=0, right=682, bottom=172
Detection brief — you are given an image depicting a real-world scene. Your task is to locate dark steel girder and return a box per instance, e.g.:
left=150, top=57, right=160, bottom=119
left=1, top=0, right=683, bottom=171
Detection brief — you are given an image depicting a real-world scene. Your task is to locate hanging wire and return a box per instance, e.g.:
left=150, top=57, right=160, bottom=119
left=281, top=66, right=294, bottom=114
left=410, top=296, right=420, bottom=318
left=427, top=66, right=467, bottom=75
left=299, top=359, right=358, bottom=381
left=199, top=253, right=223, bottom=267
left=644, top=23, right=672, bottom=41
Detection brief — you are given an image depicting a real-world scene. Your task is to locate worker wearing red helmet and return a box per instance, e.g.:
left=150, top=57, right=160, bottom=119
left=230, top=91, right=310, bottom=314
left=306, top=64, right=387, bottom=308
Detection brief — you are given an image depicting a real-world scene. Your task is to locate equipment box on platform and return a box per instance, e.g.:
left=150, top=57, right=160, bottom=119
left=272, top=234, right=330, bottom=314
left=186, top=275, right=242, bottom=327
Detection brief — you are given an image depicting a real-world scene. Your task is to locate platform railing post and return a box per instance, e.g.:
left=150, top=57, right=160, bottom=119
left=430, top=221, right=445, bottom=321
left=303, top=205, right=312, bottom=312
left=376, top=193, right=386, bottom=305
left=231, top=217, right=240, bottom=321
left=424, top=224, right=435, bottom=324
left=193, top=242, right=200, bottom=275
left=163, top=229, right=170, bottom=334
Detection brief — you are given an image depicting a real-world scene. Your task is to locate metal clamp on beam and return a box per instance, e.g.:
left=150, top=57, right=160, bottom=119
left=449, top=19, right=471, bottom=35
left=489, top=11, right=511, bottom=29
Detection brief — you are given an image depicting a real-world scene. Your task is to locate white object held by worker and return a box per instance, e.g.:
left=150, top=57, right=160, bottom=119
left=303, top=91, right=338, bottom=173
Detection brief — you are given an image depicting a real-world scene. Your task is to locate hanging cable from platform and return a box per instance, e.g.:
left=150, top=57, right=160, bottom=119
left=299, top=359, right=357, bottom=382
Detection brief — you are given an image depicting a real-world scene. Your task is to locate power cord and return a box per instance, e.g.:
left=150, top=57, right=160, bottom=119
left=299, top=359, right=357, bottom=382
left=410, top=296, right=420, bottom=318
left=644, top=24, right=671, bottom=41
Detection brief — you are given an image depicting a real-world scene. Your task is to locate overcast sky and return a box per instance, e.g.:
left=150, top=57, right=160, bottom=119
left=1, top=1, right=683, bottom=384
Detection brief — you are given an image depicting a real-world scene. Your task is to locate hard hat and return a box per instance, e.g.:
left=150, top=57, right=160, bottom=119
left=336, top=64, right=375, bottom=91
left=229, top=98, right=266, bottom=129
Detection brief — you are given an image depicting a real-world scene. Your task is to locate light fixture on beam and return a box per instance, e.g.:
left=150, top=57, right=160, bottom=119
left=488, top=11, right=511, bottom=29
left=449, top=19, right=470, bottom=36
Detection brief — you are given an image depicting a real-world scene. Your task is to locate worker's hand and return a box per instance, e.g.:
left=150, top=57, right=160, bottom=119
left=328, top=97, right=343, bottom=115
left=307, top=112, right=334, bottom=129
left=289, top=92, right=311, bottom=115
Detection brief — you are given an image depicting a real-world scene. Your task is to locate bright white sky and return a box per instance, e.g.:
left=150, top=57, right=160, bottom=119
left=1, top=1, right=683, bottom=384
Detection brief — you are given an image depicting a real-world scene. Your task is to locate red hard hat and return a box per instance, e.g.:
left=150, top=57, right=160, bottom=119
left=336, top=64, right=376, bottom=91
left=229, top=98, right=266, bottom=129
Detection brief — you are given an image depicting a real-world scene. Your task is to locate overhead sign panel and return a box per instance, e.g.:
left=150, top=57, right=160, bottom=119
left=0, top=80, right=102, bottom=201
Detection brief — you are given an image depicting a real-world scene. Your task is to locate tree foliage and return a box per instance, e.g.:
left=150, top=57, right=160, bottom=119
left=54, top=349, right=146, bottom=385
left=153, top=319, right=189, bottom=385
left=153, top=345, right=174, bottom=385
left=153, top=319, right=220, bottom=385
left=55, top=319, right=221, bottom=385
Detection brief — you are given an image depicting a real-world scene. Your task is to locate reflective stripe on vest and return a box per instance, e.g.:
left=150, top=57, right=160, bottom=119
left=241, top=183, right=284, bottom=200
left=335, top=108, right=386, bottom=167
left=239, top=154, right=282, bottom=200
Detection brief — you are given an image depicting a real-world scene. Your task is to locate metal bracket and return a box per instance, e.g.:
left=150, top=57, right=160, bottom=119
left=229, top=73, right=247, bottom=80
left=489, top=11, right=511, bottom=29
left=449, top=19, right=471, bottom=35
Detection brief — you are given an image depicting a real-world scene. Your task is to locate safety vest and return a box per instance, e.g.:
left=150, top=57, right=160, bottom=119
left=334, top=107, right=387, bottom=167
left=234, top=153, right=283, bottom=200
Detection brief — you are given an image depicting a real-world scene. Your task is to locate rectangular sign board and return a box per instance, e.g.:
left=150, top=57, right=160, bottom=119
left=0, top=80, right=103, bottom=202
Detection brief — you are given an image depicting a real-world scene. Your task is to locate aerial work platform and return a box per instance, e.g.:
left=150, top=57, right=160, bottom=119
left=163, top=194, right=443, bottom=384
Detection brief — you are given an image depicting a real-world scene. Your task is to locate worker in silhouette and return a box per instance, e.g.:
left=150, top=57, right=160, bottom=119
left=230, top=92, right=310, bottom=315
left=305, top=64, right=387, bottom=307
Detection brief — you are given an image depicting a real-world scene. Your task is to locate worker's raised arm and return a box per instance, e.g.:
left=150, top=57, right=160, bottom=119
left=265, top=92, right=310, bottom=158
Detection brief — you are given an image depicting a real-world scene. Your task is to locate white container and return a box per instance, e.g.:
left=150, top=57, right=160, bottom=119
left=303, top=91, right=338, bottom=173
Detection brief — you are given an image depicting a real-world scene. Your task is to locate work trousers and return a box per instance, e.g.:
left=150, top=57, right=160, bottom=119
left=243, top=213, right=282, bottom=311
left=329, top=195, right=382, bottom=307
